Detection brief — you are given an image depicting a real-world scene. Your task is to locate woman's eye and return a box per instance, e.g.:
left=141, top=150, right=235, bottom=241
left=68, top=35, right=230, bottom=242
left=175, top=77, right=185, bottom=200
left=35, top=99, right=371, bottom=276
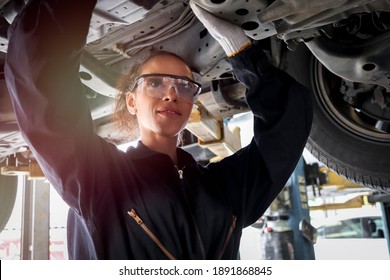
left=179, top=82, right=192, bottom=91
left=146, top=78, right=162, bottom=88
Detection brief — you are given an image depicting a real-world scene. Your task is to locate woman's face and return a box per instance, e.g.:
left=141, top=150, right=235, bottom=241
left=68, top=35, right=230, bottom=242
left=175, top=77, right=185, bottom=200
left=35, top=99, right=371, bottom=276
left=126, top=54, right=195, bottom=141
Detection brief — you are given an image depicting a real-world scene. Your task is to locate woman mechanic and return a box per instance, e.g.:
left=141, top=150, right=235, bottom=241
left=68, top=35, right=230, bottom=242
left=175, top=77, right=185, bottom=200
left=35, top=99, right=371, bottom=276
left=5, top=0, right=312, bottom=259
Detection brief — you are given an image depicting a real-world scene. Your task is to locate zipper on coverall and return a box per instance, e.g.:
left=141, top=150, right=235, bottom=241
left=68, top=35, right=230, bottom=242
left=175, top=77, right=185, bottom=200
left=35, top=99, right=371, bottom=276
left=128, top=167, right=236, bottom=259
left=178, top=167, right=237, bottom=259
left=128, top=209, right=176, bottom=260
left=127, top=167, right=204, bottom=260
left=218, top=215, right=237, bottom=259
left=176, top=167, right=207, bottom=259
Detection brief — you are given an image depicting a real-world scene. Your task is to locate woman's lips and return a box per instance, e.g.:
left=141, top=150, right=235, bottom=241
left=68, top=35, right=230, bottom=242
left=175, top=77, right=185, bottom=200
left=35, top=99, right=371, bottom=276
left=157, top=108, right=182, bottom=117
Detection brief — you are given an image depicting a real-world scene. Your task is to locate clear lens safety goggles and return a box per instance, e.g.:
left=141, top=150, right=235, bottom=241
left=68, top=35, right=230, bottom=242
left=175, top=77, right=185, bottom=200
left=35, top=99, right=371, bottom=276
left=131, top=74, right=201, bottom=103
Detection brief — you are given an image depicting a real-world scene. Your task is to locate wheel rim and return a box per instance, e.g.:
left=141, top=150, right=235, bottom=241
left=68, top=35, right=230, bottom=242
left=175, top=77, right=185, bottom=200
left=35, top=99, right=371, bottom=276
left=312, top=58, right=390, bottom=142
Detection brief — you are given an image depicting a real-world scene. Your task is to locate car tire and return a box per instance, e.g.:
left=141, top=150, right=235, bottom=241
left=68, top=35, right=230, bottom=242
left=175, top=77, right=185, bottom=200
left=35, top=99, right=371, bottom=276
left=0, top=172, right=18, bottom=234
left=281, top=43, right=390, bottom=192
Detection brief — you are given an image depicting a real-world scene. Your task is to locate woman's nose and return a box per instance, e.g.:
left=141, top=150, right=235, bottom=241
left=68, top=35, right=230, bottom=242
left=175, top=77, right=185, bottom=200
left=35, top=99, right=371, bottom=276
left=163, top=85, right=178, bottom=102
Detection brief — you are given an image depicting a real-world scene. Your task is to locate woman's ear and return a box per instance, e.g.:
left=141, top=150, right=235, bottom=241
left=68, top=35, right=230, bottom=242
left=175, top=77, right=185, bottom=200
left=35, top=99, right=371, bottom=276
left=125, top=92, right=137, bottom=115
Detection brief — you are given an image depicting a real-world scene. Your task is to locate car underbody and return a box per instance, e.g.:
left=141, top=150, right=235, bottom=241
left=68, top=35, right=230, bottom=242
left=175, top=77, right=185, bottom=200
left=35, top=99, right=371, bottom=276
left=0, top=0, right=390, bottom=192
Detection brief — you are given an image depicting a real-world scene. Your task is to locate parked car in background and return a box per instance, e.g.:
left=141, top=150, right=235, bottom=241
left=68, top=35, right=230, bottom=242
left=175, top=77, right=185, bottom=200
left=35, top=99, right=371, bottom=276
left=314, top=215, right=389, bottom=259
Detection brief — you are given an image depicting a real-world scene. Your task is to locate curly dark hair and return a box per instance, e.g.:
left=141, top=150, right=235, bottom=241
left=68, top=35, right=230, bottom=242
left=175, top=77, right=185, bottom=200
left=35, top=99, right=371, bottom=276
left=114, top=51, right=192, bottom=141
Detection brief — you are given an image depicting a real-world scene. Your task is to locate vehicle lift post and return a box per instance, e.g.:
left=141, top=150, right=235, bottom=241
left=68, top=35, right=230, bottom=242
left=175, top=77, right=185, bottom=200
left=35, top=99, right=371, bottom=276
left=285, top=157, right=316, bottom=259
left=367, top=192, right=390, bottom=256
left=381, top=202, right=390, bottom=256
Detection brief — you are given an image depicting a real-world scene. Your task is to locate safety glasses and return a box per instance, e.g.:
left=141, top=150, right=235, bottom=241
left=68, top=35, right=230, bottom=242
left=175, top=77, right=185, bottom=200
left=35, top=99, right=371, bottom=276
left=131, top=74, right=201, bottom=103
